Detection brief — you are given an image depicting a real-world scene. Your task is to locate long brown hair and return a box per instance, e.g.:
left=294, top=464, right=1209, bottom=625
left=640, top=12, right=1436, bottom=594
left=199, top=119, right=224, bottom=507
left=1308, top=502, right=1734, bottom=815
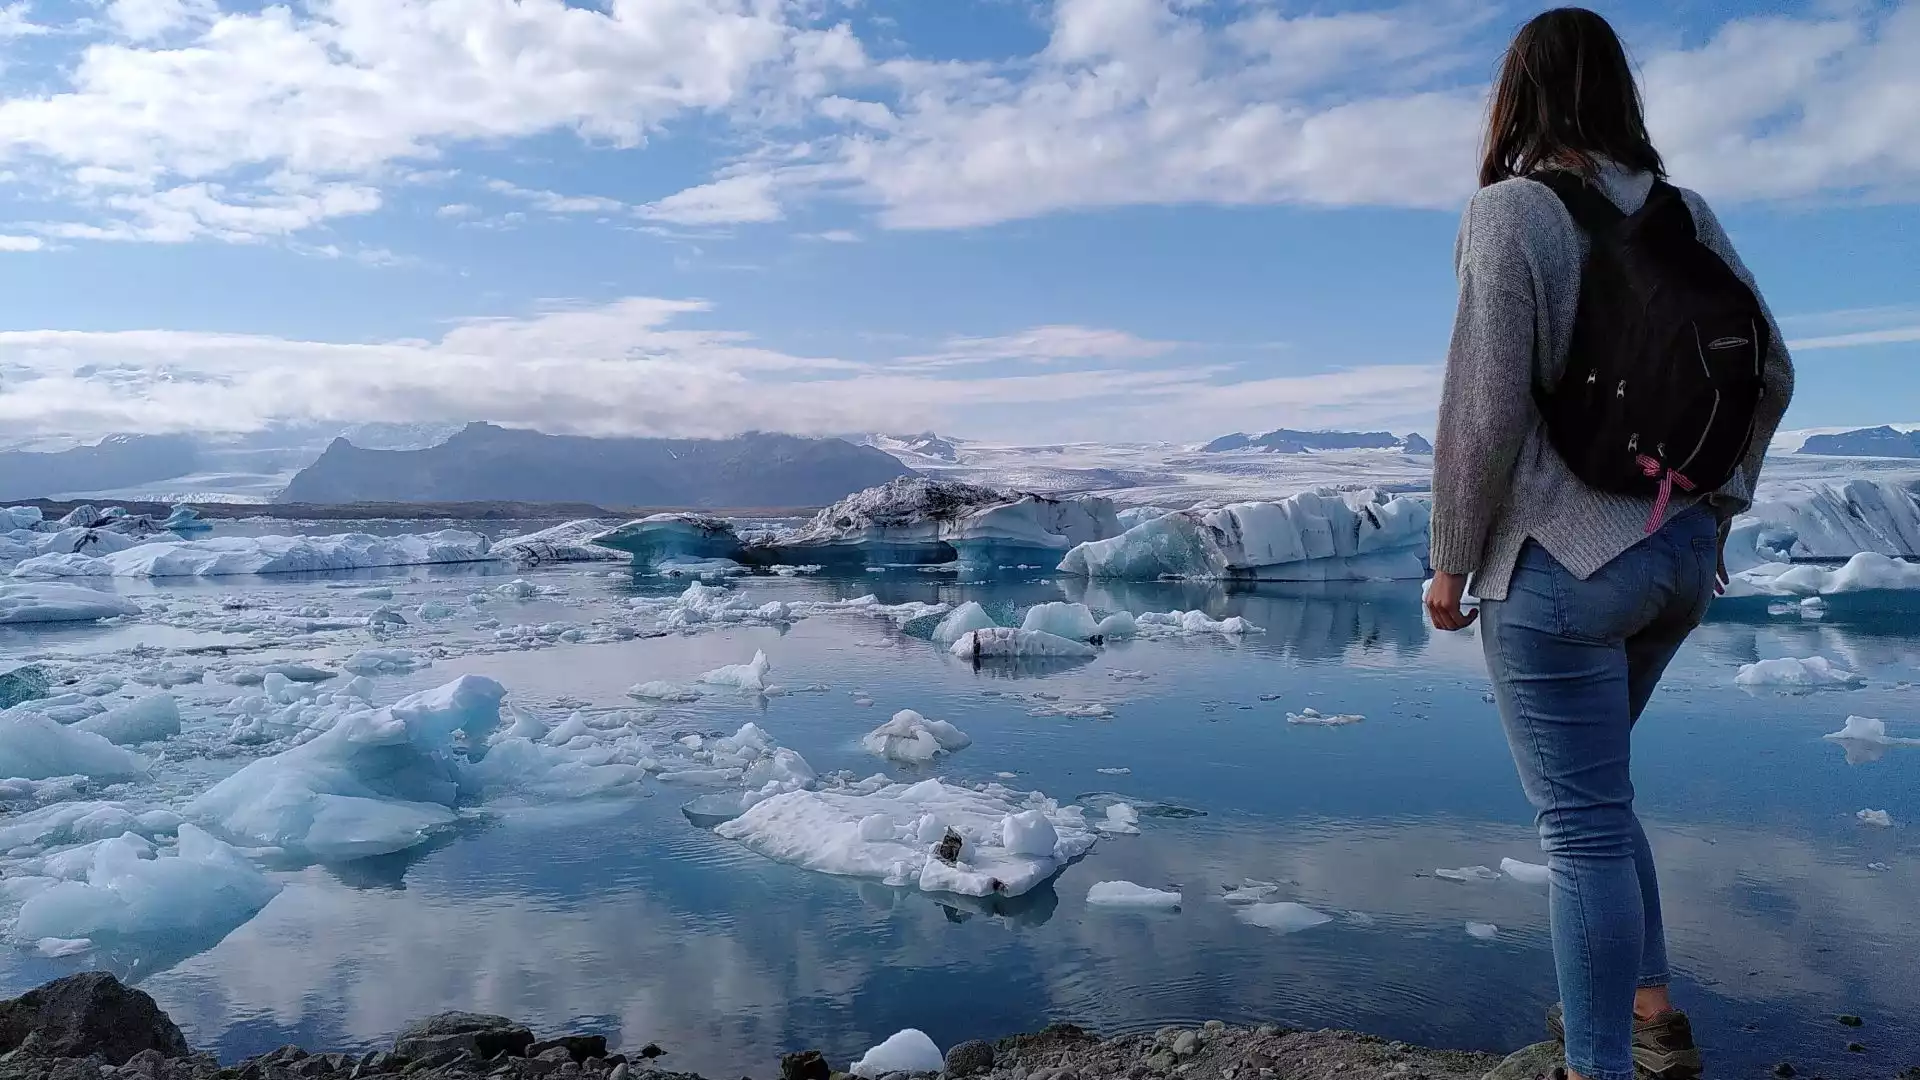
left=1479, top=8, right=1665, bottom=187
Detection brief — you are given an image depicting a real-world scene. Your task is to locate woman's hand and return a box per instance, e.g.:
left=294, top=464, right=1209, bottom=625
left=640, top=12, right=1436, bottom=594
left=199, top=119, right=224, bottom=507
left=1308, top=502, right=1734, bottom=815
left=1714, top=518, right=1731, bottom=595
left=1426, top=570, right=1479, bottom=631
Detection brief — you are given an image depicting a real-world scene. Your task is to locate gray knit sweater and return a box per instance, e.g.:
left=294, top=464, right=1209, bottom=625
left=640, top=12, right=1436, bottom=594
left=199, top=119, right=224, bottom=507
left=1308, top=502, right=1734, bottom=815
left=1430, top=162, right=1795, bottom=600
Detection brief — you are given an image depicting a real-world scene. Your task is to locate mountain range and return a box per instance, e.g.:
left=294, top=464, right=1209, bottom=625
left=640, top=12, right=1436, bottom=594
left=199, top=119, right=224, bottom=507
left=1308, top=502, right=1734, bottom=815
left=0, top=435, right=202, bottom=501
left=1798, top=426, right=1920, bottom=458
left=1201, top=429, right=1432, bottom=454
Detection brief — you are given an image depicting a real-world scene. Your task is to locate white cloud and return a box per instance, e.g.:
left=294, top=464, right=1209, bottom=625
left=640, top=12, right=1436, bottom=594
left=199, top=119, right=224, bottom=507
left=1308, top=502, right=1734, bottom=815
left=435, top=202, right=476, bottom=218
left=895, top=325, right=1179, bottom=369
left=0, top=1, right=48, bottom=39
left=640, top=172, right=783, bottom=225
left=485, top=180, right=628, bottom=215
left=103, top=0, right=218, bottom=42
left=0, top=298, right=1438, bottom=442
left=1789, top=325, right=1920, bottom=350
left=0, top=233, right=42, bottom=250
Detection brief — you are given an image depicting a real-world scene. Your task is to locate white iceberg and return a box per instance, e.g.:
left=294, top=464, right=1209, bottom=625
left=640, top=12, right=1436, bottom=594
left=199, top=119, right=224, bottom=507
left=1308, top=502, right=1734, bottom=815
left=187, top=675, right=506, bottom=860
left=10, top=530, right=495, bottom=578
left=1734, top=656, right=1864, bottom=689
left=751, top=478, right=1120, bottom=569
left=1500, top=857, right=1551, bottom=885
left=698, top=650, right=772, bottom=692
left=1857, top=809, right=1894, bottom=827
left=162, top=505, right=211, bottom=532
left=1086, top=881, right=1181, bottom=908
left=0, top=801, right=182, bottom=856
left=0, top=582, right=141, bottom=624
left=1286, top=708, right=1363, bottom=726
left=1725, top=551, right=1920, bottom=601
left=1133, top=610, right=1259, bottom=636
left=1097, top=803, right=1140, bottom=835
left=863, top=710, right=971, bottom=764
left=0, top=710, right=149, bottom=781
left=1723, top=479, right=1920, bottom=573
left=1060, top=488, right=1429, bottom=581
left=1467, top=921, right=1500, bottom=940
left=1017, top=602, right=1132, bottom=642
left=1235, top=902, right=1333, bottom=933
left=851, top=1030, right=944, bottom=1078
left=627, top=681, right=704, bottom=702
left=713, top=777, right=1096, bottom=897
left=73, top=694, right=181, bottom=745
left=591, top=514, right=745, bottom=567
left=1436, top=865, right=1503, bottom=883
left=949, top=627, right=1098, bottom=661
left=8, top=825, right=280, bottom=945
left=931, top=601, right=997, bottom=645
left=1823, top=716, right=1920, bottom=749
left=493, top=519, right=625, bottom=566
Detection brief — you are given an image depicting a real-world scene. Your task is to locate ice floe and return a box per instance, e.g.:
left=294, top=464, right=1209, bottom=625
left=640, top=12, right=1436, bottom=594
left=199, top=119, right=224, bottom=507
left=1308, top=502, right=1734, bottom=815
left=6, top=825, right=280, bottom=947
left=1086, top=881, right=1180, bottom=908
left=1725, top=552, right=1920, bottom=602
left=1019, top=602, right=1136, bottom=642
left=949, top=627, right=1098, bottom=661
left=698, top=651, right=772, bottom=693
left=863, top=710, right=971, bottom=764
left=1235, top=901, right=1333, bottom=933
left=1060, top=488, right=1429, bottom=581
left=1734, top=656, right=1865, bottom=689
left=493, top=520, right=625, bottom=566
left=931, top=601, right=997, bottom=645
left=1133, top=611, right=1259, bottom=637
left=1824, top=716, right=1920, bottom=749
left=851, top=1030, right=945, bottom=1078
left=0, top=582, right=141, bottom=624
left=11, top=530, right=496, bottom=578
left=1500, top=857, right=1551, bottom=885
left=1435, top=865, right=1503, bottom=883
left=73, top=694, right=181, bottom=745
left=713, top=778, right=1096, bottom=897
left=0, top=710, right=149, bottom=781
left=1857, top=809, right=1895, bottom=827
left=1286, top=708, right=1363, bottom=726
left=1467, top=921, right=1500, bottom=940
left=1095, top=803, right=1140, bottom=835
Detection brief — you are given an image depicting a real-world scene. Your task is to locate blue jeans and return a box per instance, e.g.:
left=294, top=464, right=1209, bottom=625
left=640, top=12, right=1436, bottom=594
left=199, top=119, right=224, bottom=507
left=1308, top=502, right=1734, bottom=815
left=1479, top=508, right=1718, bottom=1080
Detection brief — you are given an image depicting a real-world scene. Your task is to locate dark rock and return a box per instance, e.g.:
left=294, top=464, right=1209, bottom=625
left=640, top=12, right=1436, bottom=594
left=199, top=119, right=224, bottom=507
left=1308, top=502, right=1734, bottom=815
left=1143, top=1052, right=1176, bottom=1073
left=944, top=1041, right=995, bottom=1077
left=1846, top=1043, right=1865, bottom=1053
left=636, top=1047, right=665, bottom=1062
left=535, top=1049, right=573, bottom=1064
left=1772, top=1064, right=1796, bottom=1079
left=393, top=1015, right=532, bottom=1063
left=0, top=973, right=191, bottom=1066
left=402, top=1048, right=470, bottom=1073
left=1480, top=1042, right=1562, bottom=1080
left=526, top=1040, right=605, bottom=1066
left=779, top=1052, right=830, bottom=1080
left=1837, top=1015, right=1863, bottom=1027
left=124, top=1050, right=170, bottom=1079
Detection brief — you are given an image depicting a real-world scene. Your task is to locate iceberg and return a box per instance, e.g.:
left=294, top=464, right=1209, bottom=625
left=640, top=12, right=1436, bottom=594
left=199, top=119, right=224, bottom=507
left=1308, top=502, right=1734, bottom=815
left=163, top=504, right=212, bottom=532
left=187, top=675, right=506, bottom=860
left=1060, top=488, right=1429, bottom=581
left=851, top=1031, right=945, bottom=1078
left=1733, top=656, right=1865, bottom=689
left=1500, top=857, right=1551, bottom=885
left=493, top=519, right=625, bottom=566
left=1467, top=921, right=1500, bottom=940
left=0, top=710, right=149, bottom=781
left=8, top=825, right=281, bottom=946
left=1724, top=479, right=1920, bottom=573
left=0, top=582, right=141, bottom=624
left=591, top=514, right=745, bottom=567
left=863, top=710, right=971, bottom=764
left=1286, top=708, right=1364, bottom=726
left=949, top=627, right=1098, bottom=661
left=713, top=777, right=1096, bottom=897
left=1857, top=809, right=1894, bottom=827
left=1823, top=716, right=1920, bottom=748
left=0, top=801, right=182, bottom=857
left=1235, top=901, right=1333, bottom=933
left=2, top=506, right=43, bottom=530
left=931, top=601, right=997, bottom=645
left=1725, top=551, right=1920, bottom=601
left=1134, top=610, right=1258, bottom=636
left=73, top=694, right=182, bottom=745
left=1019, top=601, right=1134, bottom=642
left=748, top=478, right=1121, bottom=569
left=697, top=650, right=772, bottom=692
left=10, top=530, right=496, bottom=578
left=1086, top=880, right=1181, bottom=908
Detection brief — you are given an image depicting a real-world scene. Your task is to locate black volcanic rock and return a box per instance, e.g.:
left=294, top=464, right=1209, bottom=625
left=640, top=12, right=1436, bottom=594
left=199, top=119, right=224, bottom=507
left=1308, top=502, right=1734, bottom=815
left=0, top=435, right=200, bottom=501
left=1799, top=426, right=1920, bottom=458
left=278, top=423, right=913, bottom=508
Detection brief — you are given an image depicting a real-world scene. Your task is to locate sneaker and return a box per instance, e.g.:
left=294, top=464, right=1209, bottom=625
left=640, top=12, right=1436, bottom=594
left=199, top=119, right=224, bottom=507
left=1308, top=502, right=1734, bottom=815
left=1547, top=1004, right=1704, bottom=1080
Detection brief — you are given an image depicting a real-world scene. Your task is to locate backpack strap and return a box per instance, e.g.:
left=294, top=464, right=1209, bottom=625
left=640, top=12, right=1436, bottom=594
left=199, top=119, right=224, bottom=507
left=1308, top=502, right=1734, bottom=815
left=1533, top=170, right=1625, bottom=232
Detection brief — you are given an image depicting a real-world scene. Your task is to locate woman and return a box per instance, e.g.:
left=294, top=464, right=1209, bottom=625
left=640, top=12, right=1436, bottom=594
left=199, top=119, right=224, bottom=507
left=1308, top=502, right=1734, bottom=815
left=1426, top=9, right=1794, bottom=1080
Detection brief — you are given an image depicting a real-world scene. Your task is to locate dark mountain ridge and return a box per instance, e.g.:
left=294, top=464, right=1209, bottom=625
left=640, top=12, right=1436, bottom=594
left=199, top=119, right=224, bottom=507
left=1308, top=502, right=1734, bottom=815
left=1798, top=426, right=1920, bottom=458
left=1201, top=429, right=1430, bottom=454
left=0, top=435, right=201, bottom=501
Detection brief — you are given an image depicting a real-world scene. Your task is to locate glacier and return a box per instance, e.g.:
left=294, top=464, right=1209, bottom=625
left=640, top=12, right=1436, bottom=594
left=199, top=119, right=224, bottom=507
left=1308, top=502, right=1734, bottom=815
left=10, top=530, right=496, bottom=578
left=1059, top=489, right=1429, bottom=581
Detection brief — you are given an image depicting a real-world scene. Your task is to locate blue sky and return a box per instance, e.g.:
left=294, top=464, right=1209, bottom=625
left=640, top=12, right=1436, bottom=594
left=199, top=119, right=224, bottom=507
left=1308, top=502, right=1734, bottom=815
left=0, top=0, right=1915, bottom=445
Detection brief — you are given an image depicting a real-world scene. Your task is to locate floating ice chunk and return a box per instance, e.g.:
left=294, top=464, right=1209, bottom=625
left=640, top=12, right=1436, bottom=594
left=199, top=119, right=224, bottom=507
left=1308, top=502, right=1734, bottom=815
left=1061, top=489, right=1429, bottom=581
left=592, top=514, right=744, bottom=566
left=1467, top=921, right=1500, bottom=940
left=931, top=601, right=997, bottom=645
left=416, top=601, right=457, bottom=622
left=950, top=627, right=1098, bottom=661
left=2, top=506, right=42, bottom=530
left=1095, top=767, right=1132, bottom=776
left=0, top=802, right=181, bottom=855
left=10, top=824, right=281, bottom=945
left=1096, top=803, right=1140, bottom=835
left=1734, top=656, right=1865, bottom=689
left=851, top=1029, right=944, bottom=1078
left=11, top=530, right=494, bottom=578
left=1094, top=611, right=1137, bottom=640
left=1436, top=865, right=1503, bottom=883
left=0, top=582, right=141, bottom=624
left=188, top=675, right=505, bottom=859
left=698, top=650, right=772, bottom=692
left=1824, top=716, right=1920, bottom=747
left=73, top=694, right=181, bottom=745
left=1029, top=701, right=1114, bottom=719
left=35, top=937, right=92, bottom=958
left=714, top=778, right=1095, bottom=898
left=1858, top=809, right=1895, bottom=827
left=1500, top=858, right=1551, bottom=886
left=863, top=710, right=971, bottom=764
left=343, top=648, right=425, bottom=676
left=1236, top=902, right=1333, bottom=933
left=1220, top=881, right=1280, bottom=905
left=0, top=711, right=148, bottom=781
left=627, top=681, right=704, bottom=702
left=1021, top=602, right=1103, bottom=641
left=1133, top=610, right=1260, bottom=637
left=162, top=505, right=210, bottom=532
left=1286, top=708, right=1363, bottom=726
left=493, top=520, right=624, bottom=566
left=1000, top=808, right=1058, bottom=857
left=1087, top=881, right=1180, bottom=908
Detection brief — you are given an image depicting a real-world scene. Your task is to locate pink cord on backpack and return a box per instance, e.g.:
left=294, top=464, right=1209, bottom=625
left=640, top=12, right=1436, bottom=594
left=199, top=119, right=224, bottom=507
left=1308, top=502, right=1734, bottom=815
left=1637, top=454, right=1695, bottom=534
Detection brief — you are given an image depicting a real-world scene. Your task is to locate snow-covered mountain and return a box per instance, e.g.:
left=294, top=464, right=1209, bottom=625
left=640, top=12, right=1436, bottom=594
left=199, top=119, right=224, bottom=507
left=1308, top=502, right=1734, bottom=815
left=1200, top=429, right=1432, bottom=454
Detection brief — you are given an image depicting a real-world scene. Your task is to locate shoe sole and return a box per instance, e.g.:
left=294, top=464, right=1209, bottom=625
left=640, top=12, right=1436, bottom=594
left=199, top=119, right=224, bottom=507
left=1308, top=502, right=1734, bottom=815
left=1546, top=1012, right=1703, bottom=1080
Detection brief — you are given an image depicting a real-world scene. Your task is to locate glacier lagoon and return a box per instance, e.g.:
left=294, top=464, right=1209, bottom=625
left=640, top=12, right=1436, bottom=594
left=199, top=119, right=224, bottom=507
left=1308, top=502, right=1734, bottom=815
left=0, top=534, right=1916, bottom=1079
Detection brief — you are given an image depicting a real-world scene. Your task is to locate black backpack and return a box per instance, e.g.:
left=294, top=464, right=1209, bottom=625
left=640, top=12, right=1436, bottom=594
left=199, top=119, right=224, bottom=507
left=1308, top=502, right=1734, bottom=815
left=1532, top=171, right=1769, bottom=517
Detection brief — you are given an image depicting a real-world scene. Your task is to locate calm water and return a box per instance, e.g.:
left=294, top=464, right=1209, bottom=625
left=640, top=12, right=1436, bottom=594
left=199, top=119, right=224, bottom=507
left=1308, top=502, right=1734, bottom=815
left=2, top=562, right=1916, bottom=1078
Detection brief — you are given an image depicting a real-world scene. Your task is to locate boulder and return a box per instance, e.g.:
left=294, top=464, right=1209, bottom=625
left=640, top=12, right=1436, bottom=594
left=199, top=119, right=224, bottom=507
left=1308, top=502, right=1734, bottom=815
left=0, top=972, right=190, bottom=1065
left=1479, top=1041, right=1564, bottom=1080
left=943, top=1040, right=995, bottom=1077
left=392, top=1012, right=533, bottom=1062
left=526, top=1037, right=606, bottom=1064
left=780, top=1050, right=831, bottom=1080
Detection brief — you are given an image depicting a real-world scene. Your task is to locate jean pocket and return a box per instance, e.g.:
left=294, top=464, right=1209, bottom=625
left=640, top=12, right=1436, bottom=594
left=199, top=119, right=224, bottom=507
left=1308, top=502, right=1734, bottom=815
left=1548, top=549, right=1650, bottom=644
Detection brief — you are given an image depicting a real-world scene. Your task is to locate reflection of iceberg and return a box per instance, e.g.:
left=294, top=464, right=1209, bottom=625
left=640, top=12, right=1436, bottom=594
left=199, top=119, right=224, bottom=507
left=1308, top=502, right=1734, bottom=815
left=1823, top=716, right=1920, bottom=765
left=1064, top=577, right=1432, bottom=661
left=1060, top=489, right=1429, bottom=581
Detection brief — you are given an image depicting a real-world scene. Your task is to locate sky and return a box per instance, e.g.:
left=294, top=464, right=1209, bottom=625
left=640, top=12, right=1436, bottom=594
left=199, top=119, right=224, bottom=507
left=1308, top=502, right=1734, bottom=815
left=0, top=0, right=1915, bottom=447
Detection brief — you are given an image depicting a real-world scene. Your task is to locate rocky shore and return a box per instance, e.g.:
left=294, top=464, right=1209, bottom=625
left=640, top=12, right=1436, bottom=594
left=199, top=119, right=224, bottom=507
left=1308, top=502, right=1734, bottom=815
left=0, top=973, right=1906, bottom=1080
